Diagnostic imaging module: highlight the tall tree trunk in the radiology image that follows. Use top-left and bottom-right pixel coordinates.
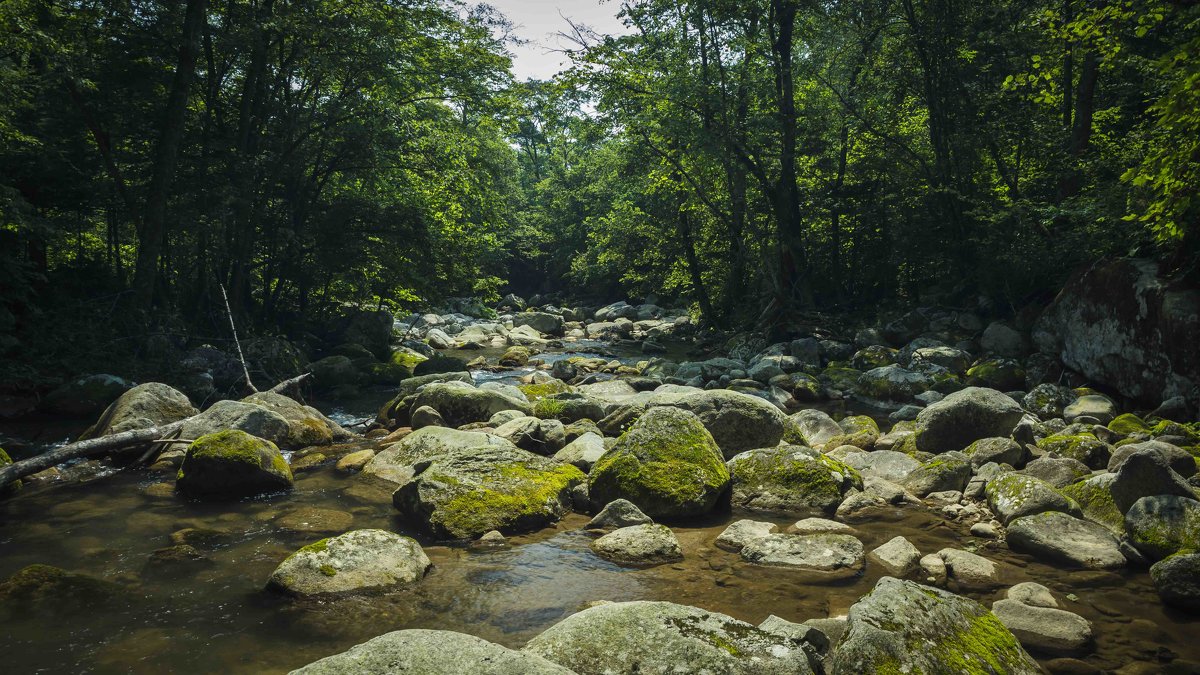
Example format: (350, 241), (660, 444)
(677, 208), (716, 323)
(1057, 51), (1099, 202)
(132, 0), (207, 313)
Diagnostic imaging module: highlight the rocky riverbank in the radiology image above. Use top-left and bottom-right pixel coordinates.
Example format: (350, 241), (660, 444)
(2, 263), (1199, 673)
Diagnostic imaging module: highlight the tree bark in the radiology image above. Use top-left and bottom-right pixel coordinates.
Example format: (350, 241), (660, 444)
(132, 0), (208, 313)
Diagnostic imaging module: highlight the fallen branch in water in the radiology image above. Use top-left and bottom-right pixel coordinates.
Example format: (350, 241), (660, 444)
(0, 371), (313, 493)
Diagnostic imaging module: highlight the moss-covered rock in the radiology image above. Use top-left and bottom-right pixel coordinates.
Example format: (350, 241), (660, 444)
(519, 379), (573, 401)
(1061, 473), (1124, 533)
(413, 354), (469, 377)
(524, 601), (814, 674)
(363, 426), (510, 484)
(830, 577), (1041, 675)
(1036, 432), (1112, 470)
(310, 355), (361, 390)
(1108, 413), (1152, 436)
(1124, 495), (1200, 561)
(985, 472), (1081, 525)
(825, 415), (881, 450)
(375, 372), (473, 426)
(589, 407), (730, 519)
(243, 391), (345, 449)
(0, 564), (127, 617)
(727, 446), (862, 514)
(392, 444), (585, 540)
(821, 365), (864, 393)
(0, 447), (20, 495)
(902, 452), (973, 497)
(42, 374), (133, 417)
(659, 390), (790, 459)
(851, 345), (898, 370)
(1023, 383), (1077, 420)
(290, 629), (572, 674)
(411, 381), (531, 427)
(267, 529), (430, 598)
(965, 358), (1026, 392)
(176, 430), (293, 500)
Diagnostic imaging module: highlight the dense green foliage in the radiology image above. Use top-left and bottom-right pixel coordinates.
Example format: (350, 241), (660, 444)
(1, 0), (1198, 377)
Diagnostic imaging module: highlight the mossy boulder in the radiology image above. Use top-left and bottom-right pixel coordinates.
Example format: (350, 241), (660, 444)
(727, 446), (862, 514)
(914, 387), (1025, 454)
(901, 452), (973, 497)
(363, 426), (511, 485)
(855, 365), (932, 402)
(79, 382), (199, 440)
(1108, 413), (1152, 436)
(0, 564), (127, 618)
(825, 415), (881, 450)
(179, 399), (291, 450)
(0, 447), (19, 495)
(392, 444), (585, 540)
(290, 629), (572, 675)
(1022, 383), (1077, 420)
(985, 473), (1081, 525)
(499, 346), (533, 367)
(243, 391), (346, 448)
(851, 345), (898, 370)
(411, 381), (531, 427)
(519, 379), (574, 401)
(531, 393), (604, 423)
(821, 365), (864, 392)
(375, 371), (473, 426)
(964, 437), (1026, 468)
(965, 358), (1026, 392)
(413, 354), (469, 377)
(523, 601), (814, 674)
(1061, 473), (1124, 533)
(176, 430), (293, 500)
(1036, 432), (1112, 470)
(1124, 495), (1200, 561)
(829, 577), (1041, 675)
(659, 390), (790, 458)
(589, 407), (731, 519)
(267, 529), (430, 598)
(1150, 552), (1200, 612)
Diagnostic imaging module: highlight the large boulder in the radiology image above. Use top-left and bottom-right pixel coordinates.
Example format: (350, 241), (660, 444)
(588, 407), (730, 519)
(991, 597), (1093, 655)
(42, 374), (133, 416)
(411, 381), (531, 427)
(375, 371), (473, 425)
(1150, 553), (1200, 612)
(727, 446), (862, 514)
(788, 409), (843, 448)
(363, 426), (509, 484)
(1033, 257), (1200, 406)
(289, 629), (571, 675)
(523, 601), (814, 674)
(1006, 511), (1126, 569)
(179, 399), (291, 449)
(590, 524), (683, 566)
(267, 529), (430, 597)
(513, 311), (564, 336)
(176, 430), (293, 500)
(392, 444), (585, 540)
(914, 387), (1025, 454)
(1124, 495), (1200, 560)
(660, 390), (789, 458)
(901, 452), (972, 497)
(80, 382), (198, 439)
(1109, 445), (1197, 515)
(243, 391), (346, 449)
(985, 473), (1080, 525)
(829, 577), (1041, 675)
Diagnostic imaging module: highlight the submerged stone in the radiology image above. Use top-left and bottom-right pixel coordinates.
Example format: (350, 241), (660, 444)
(268, 529), (430, 598)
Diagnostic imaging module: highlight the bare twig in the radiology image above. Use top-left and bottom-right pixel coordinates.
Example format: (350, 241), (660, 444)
(220, 282), (258, 393)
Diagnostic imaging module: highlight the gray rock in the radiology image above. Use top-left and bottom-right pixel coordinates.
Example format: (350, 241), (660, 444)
(981, 322), (1027, 358)
(1109, 440), (1197, 478)
(792, 517), (854, 534)
(267, 529), (430, 597)
(1063, 394), (1117, 425)
(243, 391), (349, 447)
(591, 524), (683, 565)
(513, 311), (564, 336)
(985, 473), (1081, 524)
(661, 389), (790, 458)
(1124, 495), (1200, 560)
(1022, 383), (1077, 420)
(740, 534), (865, 581)
(964, 437), (1026, 468)
(869, 536), (921, 577)
(842, 450), (921, 483)
(1110, 446), (1197, 515)
(829, 577), (1040, 675)
(289, 629), (571, 674)
(902, 451), (972, 497)
(584, 498), (653, 531)
(991, 598), (1093, 655)
(494, 416), (567, 455)
(81, 382), (199, 439)
(363, 426), (509, 485)
(938, 548), (1000, 590)
(715, 520), (778, 553)
(588, 407), (730, 519)
(1150, 552), (1200, 611)
(727, 446), (862, 514)
(856, 365), (931, 402)
(788, 409), (843, 449)
(910, 346), (970, 374)
(411, 381), (531, 427)
(919, 553), (947, 585)
(410, 405), (444, 430)
(915, 387), (1026, 454)
(1007, 511), (1126, 569)
(179, 399), (291, 449)
(552, 432), (607, 471)
(1021, 456), (1091, 488)
(523, 601), (814, 674)
(1006, 581), (1058, 608)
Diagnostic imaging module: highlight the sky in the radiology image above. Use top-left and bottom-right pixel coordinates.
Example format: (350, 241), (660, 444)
(486, 0), (629, 81)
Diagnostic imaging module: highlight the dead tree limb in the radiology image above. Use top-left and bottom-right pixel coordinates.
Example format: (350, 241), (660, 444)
(0, 421), (186, 490)
(220, 282), (257, 393)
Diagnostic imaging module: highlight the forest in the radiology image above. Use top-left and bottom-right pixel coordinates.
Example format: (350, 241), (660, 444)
(2, 1), (1200, 674)
(1, 0), (1197, 384)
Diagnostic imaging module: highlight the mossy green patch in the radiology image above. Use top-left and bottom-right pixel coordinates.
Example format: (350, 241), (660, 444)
(433, 462), (585, 539)
(533, 398), (568, 420)
(1108, 413), (1151, 436)
(520, 381), (572, 401)
(1062, 477), (1123, 532)
(729, 447), (862, 513)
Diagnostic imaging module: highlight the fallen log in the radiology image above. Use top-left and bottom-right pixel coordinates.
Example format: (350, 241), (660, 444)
(0, 371), (314, 493)
(0, 420), (185, 490)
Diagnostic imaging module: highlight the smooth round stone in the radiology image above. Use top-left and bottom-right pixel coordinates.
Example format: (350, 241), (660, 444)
(740, 533), (865, 581)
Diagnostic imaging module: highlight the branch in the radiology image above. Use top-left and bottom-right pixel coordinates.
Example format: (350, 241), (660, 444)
(220, 282), (257, 393)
